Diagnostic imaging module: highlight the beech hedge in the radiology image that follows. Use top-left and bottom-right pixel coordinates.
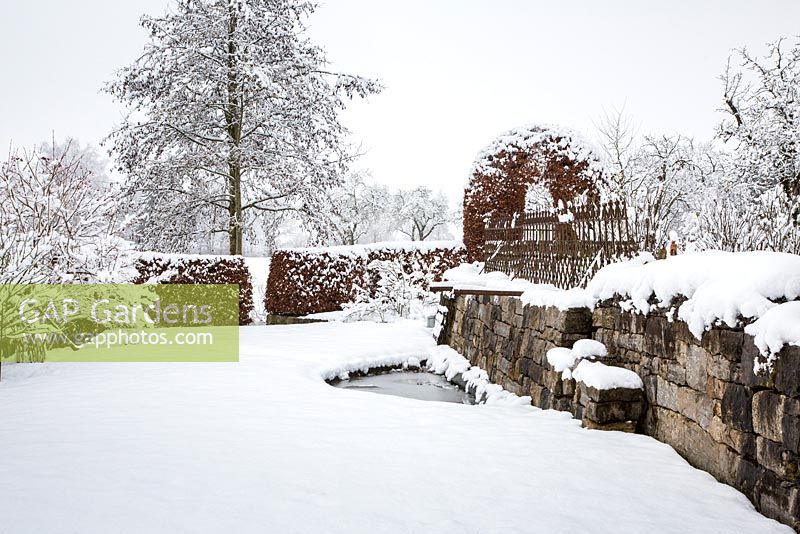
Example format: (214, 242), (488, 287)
(266, 242), (466, 316)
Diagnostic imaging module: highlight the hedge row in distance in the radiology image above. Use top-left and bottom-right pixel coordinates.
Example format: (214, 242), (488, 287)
(133, 253), (255, 325)
(266, 241), (467, 316)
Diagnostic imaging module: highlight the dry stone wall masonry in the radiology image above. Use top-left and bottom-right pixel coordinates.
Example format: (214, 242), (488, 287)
(438, 293), (800, 531)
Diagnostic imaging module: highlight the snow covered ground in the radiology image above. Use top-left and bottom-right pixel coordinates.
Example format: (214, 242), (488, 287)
(0, 322), (791, 533)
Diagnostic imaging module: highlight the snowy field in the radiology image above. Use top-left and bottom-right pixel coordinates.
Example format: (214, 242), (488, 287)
(0, 322), (791, 534)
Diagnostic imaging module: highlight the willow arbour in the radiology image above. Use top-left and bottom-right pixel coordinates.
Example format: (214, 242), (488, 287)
(106, 0), (380, 255)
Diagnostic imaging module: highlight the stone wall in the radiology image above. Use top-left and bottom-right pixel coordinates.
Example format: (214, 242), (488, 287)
(440, 293), (800, 531)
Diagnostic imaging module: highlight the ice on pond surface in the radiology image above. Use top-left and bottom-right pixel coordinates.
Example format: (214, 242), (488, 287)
(333, 371), (475, 405)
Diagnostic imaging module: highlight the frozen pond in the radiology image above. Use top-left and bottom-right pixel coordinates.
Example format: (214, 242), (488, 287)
(332, 371), (476, 405)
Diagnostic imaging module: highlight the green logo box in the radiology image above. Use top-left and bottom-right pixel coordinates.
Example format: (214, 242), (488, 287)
(0, 284), (239, 362)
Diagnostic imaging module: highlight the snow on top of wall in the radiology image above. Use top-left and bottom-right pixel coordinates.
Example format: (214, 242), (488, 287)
(520, 286), (594, 311)
(572, 339), (609, 359)
(468, 123), (605, 182)
(440, 262), (532, 292)
(586, 251), (800, 345)
(744, 301), (800, 373)
(547, 340), (609, 380)
(572, 360), (644, 390)
(283, 240), (464, 257)
(442, 262), (593, 310)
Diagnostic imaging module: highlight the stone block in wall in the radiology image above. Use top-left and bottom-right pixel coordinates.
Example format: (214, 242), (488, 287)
(742, 335), (772, 389)
(774, 345), (800, 398)
(753, 391), (787, 443)
(756, 436), (798, 481)
(684, 420), (727, 481)
(616, 332), (645, 353)
(557, 308), (593, 335)
(722, 383), (754, 433)
(677, 387), (714, 430)
(654, 407), (688, 457)
(580, 382), (644, 404)
(493, 321), (511, 339)
(686, 344), (709, 392)
(707, 354), (737, 382)
(592, 306), (618, 330)
(666, 361), (687, 386)
(718, 330), (744, 362)
(783, 397), (800, 455)
(622, 311), (647, 335)
(645, 316), (675, 357)
(582, 401), (644, 425)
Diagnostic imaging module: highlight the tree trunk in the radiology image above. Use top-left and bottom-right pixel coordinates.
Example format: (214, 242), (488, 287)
(228, 165), (243, 255)
(226, 6), (244, 256)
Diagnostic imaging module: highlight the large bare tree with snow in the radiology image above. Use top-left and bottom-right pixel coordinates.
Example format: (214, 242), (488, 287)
(392, 187), (454, 242)
(105, 0), (380, 255)
(713, 37), (800, 252)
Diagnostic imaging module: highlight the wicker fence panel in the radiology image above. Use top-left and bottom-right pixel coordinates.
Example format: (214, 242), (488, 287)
(483, 201), (638, 288)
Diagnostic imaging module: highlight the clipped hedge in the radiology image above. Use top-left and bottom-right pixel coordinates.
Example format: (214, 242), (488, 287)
(266, 242), (466, 316)
(133, 253), (255, 325)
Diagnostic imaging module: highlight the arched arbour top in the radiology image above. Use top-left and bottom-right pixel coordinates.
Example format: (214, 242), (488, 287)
(463, 124), (609, 261)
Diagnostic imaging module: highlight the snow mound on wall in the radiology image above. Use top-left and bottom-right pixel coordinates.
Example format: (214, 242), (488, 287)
(441, 262), (593, 310)
(744, 301), (800, 372)
(573, 360), (644, 390)
(521, 285), (593, 311)
(586, 251), (800, 345)
(546, 340), (609, 380)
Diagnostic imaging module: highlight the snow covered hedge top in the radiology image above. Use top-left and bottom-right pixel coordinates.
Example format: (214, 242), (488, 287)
(266, 242), (466, 316)
(283, 240), (463, 257)
(468, 124), (606, 180)
(133, 252), (255, 325)
(463, 124), (610, 262)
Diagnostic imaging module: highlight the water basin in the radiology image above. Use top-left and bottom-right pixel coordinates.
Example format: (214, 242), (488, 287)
(332, 370), (475, 404)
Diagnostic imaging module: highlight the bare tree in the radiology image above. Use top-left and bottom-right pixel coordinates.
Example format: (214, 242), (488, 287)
(393, 187), (454, 241)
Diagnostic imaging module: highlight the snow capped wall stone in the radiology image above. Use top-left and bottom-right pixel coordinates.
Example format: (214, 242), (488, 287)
(266, 241), (466, 316)
(463, 124), (609, 262)
(438, 292), (800, 530)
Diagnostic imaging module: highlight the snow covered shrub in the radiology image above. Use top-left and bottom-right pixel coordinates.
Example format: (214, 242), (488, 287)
(342, 258), (438, 322)
(463, 124), (610, 261)
(266, 242), (466, 316)
(133, 253), (255, 325)
(0, 143), (136, 285)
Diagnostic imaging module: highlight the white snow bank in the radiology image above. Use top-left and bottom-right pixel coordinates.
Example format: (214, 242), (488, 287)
(0, 322), (790, 534)
(442, 262), (592, 310)
(745, 301), (800, 369)
(426, 345), (531, 406)
(285, 240), (464, 257)
(586, 251), (800, 342)
(573, 360), (644, 390)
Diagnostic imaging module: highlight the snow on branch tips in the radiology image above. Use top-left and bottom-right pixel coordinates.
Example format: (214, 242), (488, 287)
(104, 0), (381, 255)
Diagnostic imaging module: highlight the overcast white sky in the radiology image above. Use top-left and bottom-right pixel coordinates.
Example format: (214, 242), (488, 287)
(2, 0), (799, 203)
